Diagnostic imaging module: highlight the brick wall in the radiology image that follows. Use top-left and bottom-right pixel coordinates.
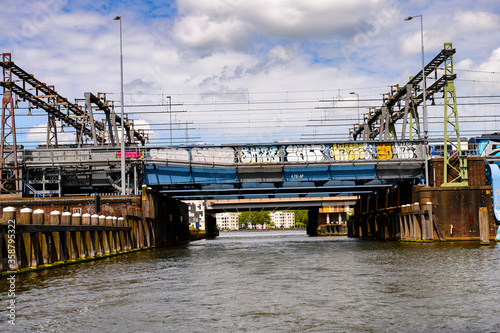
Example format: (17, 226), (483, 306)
(429, 156), (486, 187)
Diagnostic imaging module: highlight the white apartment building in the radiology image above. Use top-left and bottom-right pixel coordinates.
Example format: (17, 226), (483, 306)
(216, 212), (240, 230)
(269, 211), (295, 228)
(183, 200), (206, 230)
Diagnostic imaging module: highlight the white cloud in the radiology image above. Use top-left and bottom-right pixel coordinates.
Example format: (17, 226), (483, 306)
(25, 122), (76, 146)
(3, 0), (500, 145)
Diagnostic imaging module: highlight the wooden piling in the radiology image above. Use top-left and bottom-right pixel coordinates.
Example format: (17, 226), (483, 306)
(50, 211), (62, 262)
(72, 213), (84, 259)
(479, 207), (490, 245)
(421, 202), (433, 241)
(19, 208), (36, 268)
(34, 209), (48, 265)
(412, 202), (422, 241)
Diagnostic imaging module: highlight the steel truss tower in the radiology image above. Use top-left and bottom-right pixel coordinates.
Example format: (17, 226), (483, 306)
(442, 43), (467, 186)
(350, 42), (468, 187)
(0, 53), (21, 196)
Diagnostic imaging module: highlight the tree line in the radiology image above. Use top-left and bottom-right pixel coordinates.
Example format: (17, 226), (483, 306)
(238, 210), (308, 229)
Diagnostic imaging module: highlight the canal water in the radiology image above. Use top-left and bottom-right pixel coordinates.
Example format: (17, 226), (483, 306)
(2, 230), (500, 332)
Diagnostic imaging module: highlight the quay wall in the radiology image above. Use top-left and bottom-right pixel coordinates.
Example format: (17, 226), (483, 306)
(0, 186), (190, 275)
(350, 157), (496, 242)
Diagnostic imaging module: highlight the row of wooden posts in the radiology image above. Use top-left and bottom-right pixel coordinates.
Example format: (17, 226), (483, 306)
(348, 202), (491, 244)
(0, 205), (188, 273)
(349, 202), (437, 242)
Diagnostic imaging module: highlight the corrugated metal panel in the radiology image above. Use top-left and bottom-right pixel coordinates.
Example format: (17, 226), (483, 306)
(330, 165), (376, 180)
(145, 165), (192, 185)
(145, 164), (237, 185)
(191, 166), (237, 183)
(283, 166), (330, 182)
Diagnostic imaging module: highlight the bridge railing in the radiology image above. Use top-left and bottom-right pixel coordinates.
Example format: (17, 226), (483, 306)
(147, 140), (427, 166)
(21, 146), (147, 165)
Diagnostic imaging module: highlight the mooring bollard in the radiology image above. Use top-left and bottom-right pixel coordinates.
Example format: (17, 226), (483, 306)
(61, 212), (72, 225)
(99, 215), (106, 226)
(33, 209), (45, 225)
(72, 213), (82, 225)
(3, 206), (16, 224)
(50, 211), (61, 225)
(82, 213), (91, 225)
(20, 208), (32, 225)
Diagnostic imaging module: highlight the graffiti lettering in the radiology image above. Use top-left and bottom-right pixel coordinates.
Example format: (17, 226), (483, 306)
(149, 148), (190, 162)
(476, 139), (500, 157)
(286, 145), (327, 162)
(392, 142), (418, 159)
(149, 142), (423, 165)
(192, 147), (235, 164)
(330, 143), (373, 161)
(116, 150), (144, 159)
(237, 146), (281, 163)
(376, 143), (393, 159)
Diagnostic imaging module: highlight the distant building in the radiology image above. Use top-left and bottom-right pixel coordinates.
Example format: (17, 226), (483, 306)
(183, 200), (206, 230)
(319, 204), (354, 224)
(269, 211), (295, 228)
(216, 212), (240, 230)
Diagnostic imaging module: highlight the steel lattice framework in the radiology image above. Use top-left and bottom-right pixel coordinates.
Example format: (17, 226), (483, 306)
(350, 42), (467, 186)
(0, 54), (21, 196)
(0, 53), (147, 195)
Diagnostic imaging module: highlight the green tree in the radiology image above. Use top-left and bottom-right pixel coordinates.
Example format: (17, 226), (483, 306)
(238, 211), (271, 229)
(238, 211), (252, 229)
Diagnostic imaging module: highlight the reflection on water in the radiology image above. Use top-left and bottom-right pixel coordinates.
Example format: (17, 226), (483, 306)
(1, 230), (500, 332)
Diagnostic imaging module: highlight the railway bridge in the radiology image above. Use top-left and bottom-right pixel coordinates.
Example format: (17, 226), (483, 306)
(0, 43), (498, 246)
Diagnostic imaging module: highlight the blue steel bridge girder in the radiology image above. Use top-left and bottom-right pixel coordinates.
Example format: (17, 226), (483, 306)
(143, 141), (426, 199)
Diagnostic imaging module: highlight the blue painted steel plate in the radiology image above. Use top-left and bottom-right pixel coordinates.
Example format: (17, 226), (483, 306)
(486, 163), (500, 224)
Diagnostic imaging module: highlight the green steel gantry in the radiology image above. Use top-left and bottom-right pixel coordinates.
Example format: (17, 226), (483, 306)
(350, 42), (468, 187)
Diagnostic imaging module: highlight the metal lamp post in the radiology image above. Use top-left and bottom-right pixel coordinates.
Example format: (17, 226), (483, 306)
(114, 16), (126, 195)
(350, 92), (360, 123)
(405, 14), (429, 186)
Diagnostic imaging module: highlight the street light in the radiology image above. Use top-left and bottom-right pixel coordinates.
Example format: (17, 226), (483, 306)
(404, 15), (427, 140)
(350, 92), (360, 123)
(114, 15), (126, 195)
(405, 14), (429, 186)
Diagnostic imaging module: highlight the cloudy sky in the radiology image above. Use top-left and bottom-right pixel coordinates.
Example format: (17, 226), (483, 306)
(1, 0), (499, 147)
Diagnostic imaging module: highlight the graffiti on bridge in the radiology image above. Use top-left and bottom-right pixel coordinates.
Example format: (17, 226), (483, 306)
(148, 141), (424, 164)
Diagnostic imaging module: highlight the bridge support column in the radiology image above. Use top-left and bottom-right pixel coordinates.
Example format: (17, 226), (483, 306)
(307, 208), (319, 236)
(205, 214), (218, 238)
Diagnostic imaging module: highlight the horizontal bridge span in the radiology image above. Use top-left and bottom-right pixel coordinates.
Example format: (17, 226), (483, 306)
(206, 196), (358, 212)
(143, 140), (425, 198)
(145, 163), (423, 185)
